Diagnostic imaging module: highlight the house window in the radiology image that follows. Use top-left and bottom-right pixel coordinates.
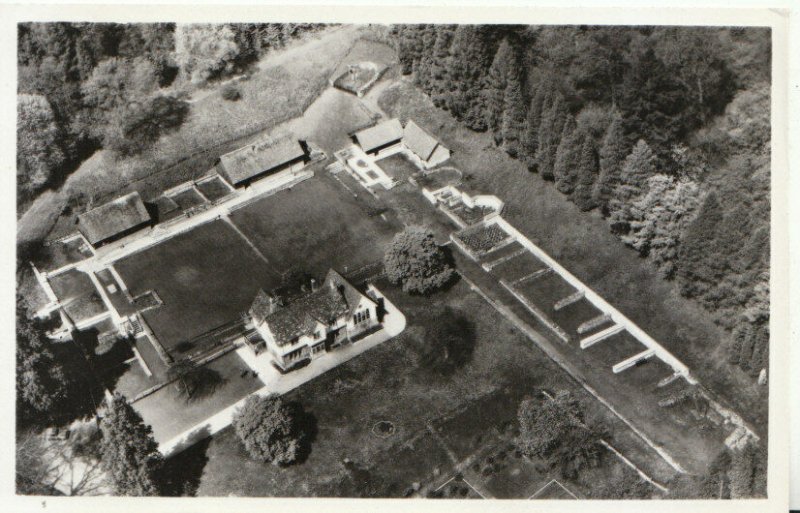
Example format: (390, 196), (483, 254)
(312, 343), (324, 354)
(353, 309), (371, 324)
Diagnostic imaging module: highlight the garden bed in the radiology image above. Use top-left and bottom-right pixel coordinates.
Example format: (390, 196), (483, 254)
(479, 240), (525, 264)
(514, 272), (579, 313)
(169, 187), (207, 212)
(582, 331), (647, 369)
(196, 176), (234, 202)
(454, 223), (512, 255)
(490, 252), (550, 282)
(412, 167), (462, 190)
(47, 268), (97, 301)
(550, 297), (605, 337)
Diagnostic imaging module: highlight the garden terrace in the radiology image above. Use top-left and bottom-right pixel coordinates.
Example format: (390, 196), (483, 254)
(114, 220), (282, 357)
(133, 351), (264, 445)
(150, 195), (182, 223)
(582, 331), (646, 369)
(47, 268), (97, 302)
(489, 252), (550, 283)
(196, 176), (234, 202)
(412, 167), (462, 190)
(228, 174), (402, 279)
(513, 271), (579, 314)
(550, 297), (605, 338)
(375, 153), (419, 181)
(33, 236), (93, 273)
(446, 202), (494, 227)
(453, 223), (512, 255)
(333, 62), (380, 95)
(62, 293), (107, 324)
(169, 187), (207, 212)
(611, 355), (676, 395)
(478, 240), (525, 264)
(94, 268), (137, 317)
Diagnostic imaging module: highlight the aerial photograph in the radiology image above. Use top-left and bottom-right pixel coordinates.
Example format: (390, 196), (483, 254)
(15, 21), (771, 500)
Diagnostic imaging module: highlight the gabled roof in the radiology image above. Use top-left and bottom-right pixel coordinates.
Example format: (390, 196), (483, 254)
(219, 136), (306, 185)
(354, 118), (403, 153)
(250, 269), (375, 347)
(77, 192), (151, 245)
(403, 120), (441, 161)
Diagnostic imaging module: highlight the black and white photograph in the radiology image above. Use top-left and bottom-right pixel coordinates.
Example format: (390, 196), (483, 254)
(4, 2), (795, 511)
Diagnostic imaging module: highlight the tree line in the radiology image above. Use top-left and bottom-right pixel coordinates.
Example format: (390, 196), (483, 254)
(391, 24), (770, 381)
(16, 22), (323, 203)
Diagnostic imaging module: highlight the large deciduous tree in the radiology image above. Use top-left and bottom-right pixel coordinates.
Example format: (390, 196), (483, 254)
(384, 226), (455, 295)
(100, 395), (162, 496)
(17, 94), (65, 197)
(232, 394), (309, 465)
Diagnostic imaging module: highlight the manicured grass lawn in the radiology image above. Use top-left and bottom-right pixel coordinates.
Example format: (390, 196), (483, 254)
(114, 220), (281, 355)
(378, 80), (766, 433)
(47, 268), (97, 301)
(479, 240), (524, 263)
(516, 272), (579, 312)
(193, 279), (672, 497)
(330, 38), (396, 80)
(170, 188), (206, 211)
(491, 252), (550, 282)
(229, 174), (402, 279)
(133, 351), (263, 445)
(196, 176), (233, 202)
(582, 331), (646, 369)
(551, 297), (604, 336)
(375, 153), (419, 181)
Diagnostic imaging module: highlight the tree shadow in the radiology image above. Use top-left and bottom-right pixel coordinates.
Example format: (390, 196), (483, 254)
(158, 425), (212, 497)
(182, 367), (227, 403)
(412, 306), (477, 380)
(282, 401), (318, 466)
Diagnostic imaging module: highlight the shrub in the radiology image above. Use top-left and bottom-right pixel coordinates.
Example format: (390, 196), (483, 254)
(221, 84), (241, 101)
(384, 225), (455, 294)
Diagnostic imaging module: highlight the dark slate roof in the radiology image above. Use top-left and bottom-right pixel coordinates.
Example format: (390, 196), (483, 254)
(354, 118), (403, 153)
(403, 119), (440, 161)
(219, 136), (306, 185)
(251, 269), (374, 347)
(77, 192), (151, 245)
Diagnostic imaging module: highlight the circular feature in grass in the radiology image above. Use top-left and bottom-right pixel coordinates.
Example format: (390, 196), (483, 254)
(372, 420), (396, 438)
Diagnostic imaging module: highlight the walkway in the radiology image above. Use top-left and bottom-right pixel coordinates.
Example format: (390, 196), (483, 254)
(159, 286), (406, 456)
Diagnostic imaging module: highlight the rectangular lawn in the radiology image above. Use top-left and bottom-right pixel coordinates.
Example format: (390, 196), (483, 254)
(133, 351), (264, 444)
(114, 220), (282, 356)
(229, 174), (402, 279)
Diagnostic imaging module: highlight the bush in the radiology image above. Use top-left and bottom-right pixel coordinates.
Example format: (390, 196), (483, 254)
(232, 394), (311, 465)
(221, 84), (241, 101)
(384, 225), (455, 294)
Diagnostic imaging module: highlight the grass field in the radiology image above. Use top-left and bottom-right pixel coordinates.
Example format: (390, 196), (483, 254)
(196, 176), (233, 202)
(228, 174), (402, 280)
(375, 153), (419, 181)
(550, 297), (605, 337)
(377, 80), (767, 433)
(114, 220), (282, 356)
(133, 350), (264, 444)
(192, 279), (672, 498)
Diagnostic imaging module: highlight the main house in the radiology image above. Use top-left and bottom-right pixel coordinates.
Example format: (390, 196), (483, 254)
(246, 269), (380, 371)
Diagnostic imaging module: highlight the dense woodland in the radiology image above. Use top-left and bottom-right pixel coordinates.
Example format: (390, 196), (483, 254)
(390, 25), (771, 382)
(16, 22), (322, 202)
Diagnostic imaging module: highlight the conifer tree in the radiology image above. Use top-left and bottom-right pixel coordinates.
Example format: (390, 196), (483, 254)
(536, 91), (567, 180)
(482, 38), (516, 139)
(520, 79), (551, 170)
(429, 25), (455, 108)
(100, 395), (162, 496)
(500, 67), (527, 157)
(412, 25), (437, 94)
(593, 110), (628, 215)
(553, 115), (581, 194)
(573, 137), (599, 211)
(445, 25), (495, 130)
(607, 139), (656, 233)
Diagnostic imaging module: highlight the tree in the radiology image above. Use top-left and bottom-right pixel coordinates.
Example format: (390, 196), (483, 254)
(676, 191), (725, 299)
(500, 67), (527, 157)
(17, 94), (65, 197)
(167, 358), (223, 400)
(593, 110), (628, 215)
(607, 139), (656, 234)
(103, 94), (190, 156)
(482, 38), (517, 138)
(729, 443), (767, 498)
(517, 391), (607, 479)
(444, 25), (496, 130)
(100, 395), (162, 496)
(572, 136), (599, 211)
(174, 23), (241, 84)
(384, 226), (455, 294)
(536, 91), (568, 180)
(428, 25), (456, 108)
(232, 394), (309, 465)
(520, 79), (552, 170)
(552, 115), (581, 194)
(16, 301), (69, 424)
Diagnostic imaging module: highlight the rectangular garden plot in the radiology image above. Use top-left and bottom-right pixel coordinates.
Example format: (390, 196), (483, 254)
(95, 268), (137, 317)
(196, 176), (234, 202)
(454, 223), (512, 256)
(611, 355), (676, 395)
(550, 297), (604, 337)
(62, 293), (107, 323)
(151, 195), (182, 223)
(490, 251), (549, 283)
(513, 271), (578, 314)
(478, 240), (524, 264)
(375, 153), (418, 181)
(35, 237), (93, 272)
(582, 330), (646, 370)
(48, 268), (97, 302)
(169, 187), (207, 212)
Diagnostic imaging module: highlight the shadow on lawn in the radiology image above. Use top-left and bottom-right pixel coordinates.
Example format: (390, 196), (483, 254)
(159, 425), (212, 496)
(284, 401), (319, 466)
